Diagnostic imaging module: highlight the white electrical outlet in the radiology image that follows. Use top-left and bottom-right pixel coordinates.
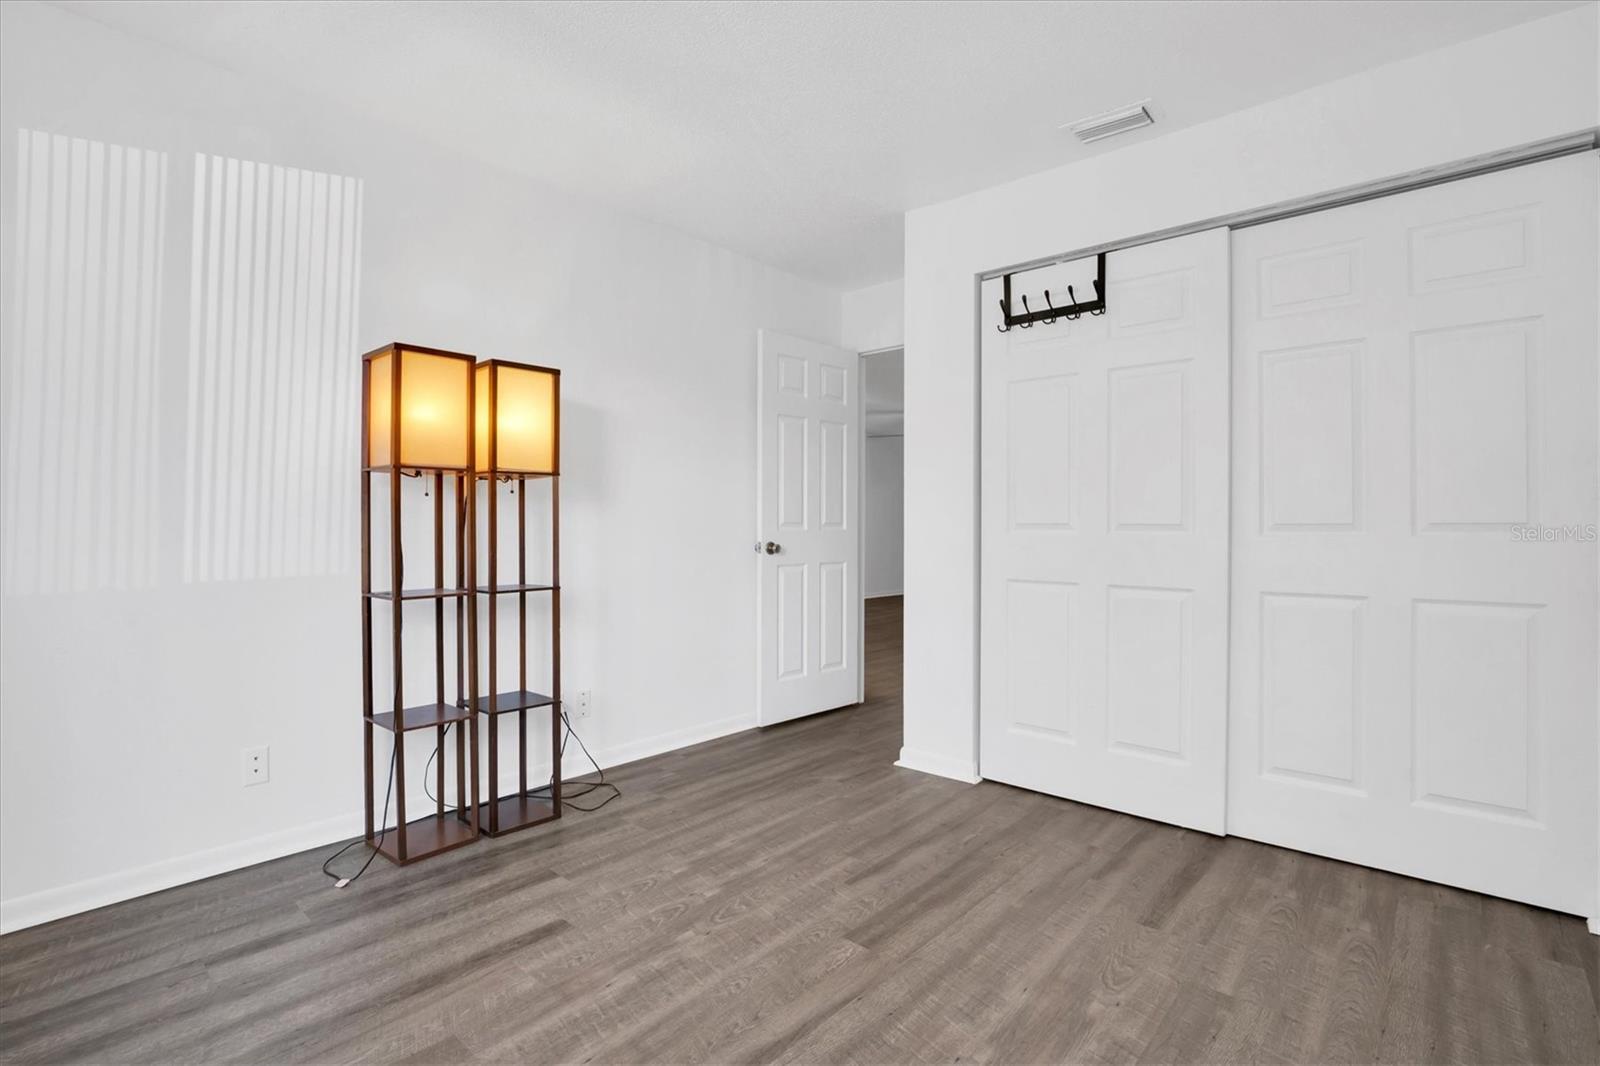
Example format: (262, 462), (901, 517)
(242, 745), (270, 787)
(571, 690), (592, 720)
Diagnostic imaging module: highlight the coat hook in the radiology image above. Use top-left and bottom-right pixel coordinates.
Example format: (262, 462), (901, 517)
(1042, 289), (1059, 324)
(1065, 285), (1082, 320)
(1018, 294), (1034, 327)
(996, 298), (1011, 333)
(1090, 278), (1106, 315)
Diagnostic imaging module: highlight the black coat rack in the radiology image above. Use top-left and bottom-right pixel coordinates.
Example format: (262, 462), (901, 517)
(997, 251), (1107, 332)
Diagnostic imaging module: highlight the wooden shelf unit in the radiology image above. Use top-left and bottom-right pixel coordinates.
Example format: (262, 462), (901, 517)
(360, 344), (482, 866)
(476, 359), (562, 837)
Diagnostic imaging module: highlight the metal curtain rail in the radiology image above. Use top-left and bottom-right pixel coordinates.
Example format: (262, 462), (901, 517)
(978, 127), (1600, 283)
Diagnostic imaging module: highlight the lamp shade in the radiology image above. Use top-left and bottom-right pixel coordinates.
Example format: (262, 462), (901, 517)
(475, 361), (558, 475)
(365, 345), (474, 470)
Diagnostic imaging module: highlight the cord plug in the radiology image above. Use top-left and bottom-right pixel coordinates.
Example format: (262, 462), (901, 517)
(335, 878), (351, 889)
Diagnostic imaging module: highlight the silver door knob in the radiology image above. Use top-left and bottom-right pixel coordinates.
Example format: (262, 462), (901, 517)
(763, 541), (781, 555)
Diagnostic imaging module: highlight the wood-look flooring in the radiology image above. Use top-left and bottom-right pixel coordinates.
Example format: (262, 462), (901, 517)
(2, 595), (1597, 1064)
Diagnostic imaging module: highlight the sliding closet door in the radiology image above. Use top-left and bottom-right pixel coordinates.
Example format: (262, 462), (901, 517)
(1229, 156), (1598, 915)
(979, 229), (1230, 833)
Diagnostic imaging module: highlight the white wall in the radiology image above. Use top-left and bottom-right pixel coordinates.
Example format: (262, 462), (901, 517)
(841, 278), (904, 353)
(864, 435), (904, 598)
(900, 5), (1600, 788)
(0, 0), (842, 930)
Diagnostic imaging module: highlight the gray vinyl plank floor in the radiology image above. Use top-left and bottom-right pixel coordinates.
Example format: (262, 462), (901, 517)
(2, 596), (1597, 1064)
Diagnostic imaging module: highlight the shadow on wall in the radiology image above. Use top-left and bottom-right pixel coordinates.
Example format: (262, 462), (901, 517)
(2, 130), (365, 595)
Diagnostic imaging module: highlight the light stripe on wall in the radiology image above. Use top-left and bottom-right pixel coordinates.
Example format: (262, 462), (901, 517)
(2, 130), (167, 596)
(182, 154), (363, 583)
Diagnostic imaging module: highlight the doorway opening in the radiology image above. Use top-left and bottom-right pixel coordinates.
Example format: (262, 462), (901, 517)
(861, 347), (903, 706)
(752, 332), (902, 732)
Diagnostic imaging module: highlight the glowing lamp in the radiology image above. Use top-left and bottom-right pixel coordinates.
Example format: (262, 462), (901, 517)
(475, 360), (559, 475)
(364, 344), (474, 470)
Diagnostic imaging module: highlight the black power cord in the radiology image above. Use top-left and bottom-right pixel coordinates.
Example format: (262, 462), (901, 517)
(423, 722), (458, 810)
(418, 702), (620, 812)
(420, 708), (618, 811)
(524, 708), (620, 812)
(322, 742), (396, 888)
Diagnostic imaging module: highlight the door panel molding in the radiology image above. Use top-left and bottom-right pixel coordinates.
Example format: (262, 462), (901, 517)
(979, 227), (1230, 834)
(1228, 154), (1597, 917)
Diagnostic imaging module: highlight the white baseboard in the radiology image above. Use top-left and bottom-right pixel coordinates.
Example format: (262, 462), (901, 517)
(0, 810), (363, 935)
(1589, 913), (1599, 936)
(865, 590), (904, 599)
(894, 746), (981, 784)
(0, 712), (759, 936)
(590, 712), (755, 771)
(491, 712), (756, 796)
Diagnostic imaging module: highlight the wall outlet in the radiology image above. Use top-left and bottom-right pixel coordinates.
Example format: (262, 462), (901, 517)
(241, 745), (270, 787)
(571, 690), (592, 720)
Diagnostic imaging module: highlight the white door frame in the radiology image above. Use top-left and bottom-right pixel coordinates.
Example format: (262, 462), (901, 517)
(969, 132), (1600, 929)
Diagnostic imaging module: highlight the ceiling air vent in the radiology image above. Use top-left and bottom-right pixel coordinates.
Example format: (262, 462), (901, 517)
(1064, 103), (1155, 144)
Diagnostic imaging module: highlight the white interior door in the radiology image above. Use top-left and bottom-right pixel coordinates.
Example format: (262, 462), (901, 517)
(1229, 156), (1598, 916)
(979, 229), (1231, 832)
(756, 330), (861, 726)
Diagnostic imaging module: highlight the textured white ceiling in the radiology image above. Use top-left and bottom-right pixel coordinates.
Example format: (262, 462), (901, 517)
(52, 0), (1582, 288)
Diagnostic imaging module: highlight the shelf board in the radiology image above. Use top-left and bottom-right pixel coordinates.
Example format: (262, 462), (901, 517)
(367, 701), (472, 732)
(476, 583), (555, 595)
(477, 794), (557, 837)
(473, 689), (555, 715)
(367, 587), (470, 601)
(371, 811), (477, 865)
(365, 464), (471, 475)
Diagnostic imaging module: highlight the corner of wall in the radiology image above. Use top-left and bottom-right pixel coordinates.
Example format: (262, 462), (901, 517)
(841, 278), (905, 353)
(894, 746), (981, 785)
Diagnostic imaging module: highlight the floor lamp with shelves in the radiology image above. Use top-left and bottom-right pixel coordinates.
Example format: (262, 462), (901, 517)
(360, 343), (481, 864)
(473, 359), (563, 836)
